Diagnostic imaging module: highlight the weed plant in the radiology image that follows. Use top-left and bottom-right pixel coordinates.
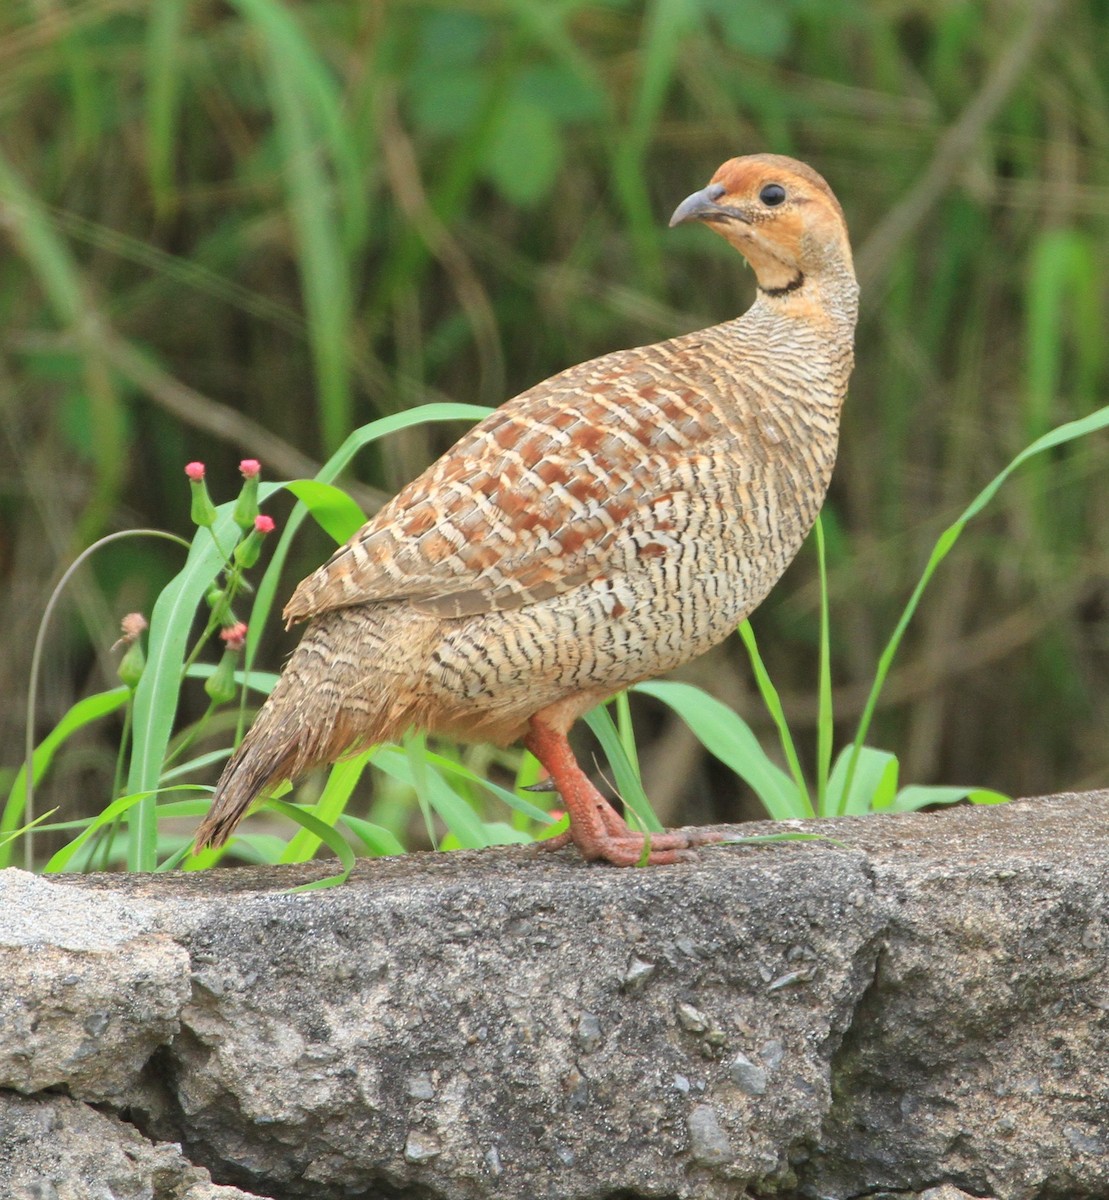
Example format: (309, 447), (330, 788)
(2, 0), (1108, 859)
(7, 396), (1107, 883)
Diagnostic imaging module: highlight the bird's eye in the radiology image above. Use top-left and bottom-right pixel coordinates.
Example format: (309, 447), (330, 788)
(759, 183), (787, 207)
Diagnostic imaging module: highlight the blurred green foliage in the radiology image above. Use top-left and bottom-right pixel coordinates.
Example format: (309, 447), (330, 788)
(2, 0), (1108, 846)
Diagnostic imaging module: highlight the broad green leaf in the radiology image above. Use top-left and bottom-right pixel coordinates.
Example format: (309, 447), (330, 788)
(891, 785), (1010, 813)
(634, 680), (802, 821)
(283, 480), (367, 544)
(341, 814), (406, 858)
(441, 821), (533, 850)
(827, 746), (899, 815)
(422, 750), (554, 824)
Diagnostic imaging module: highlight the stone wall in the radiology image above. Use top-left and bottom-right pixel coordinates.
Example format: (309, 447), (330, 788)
(3, 792), (1108, 1200)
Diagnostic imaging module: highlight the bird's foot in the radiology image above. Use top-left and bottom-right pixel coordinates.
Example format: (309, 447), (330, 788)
(535, 798), (723, 866)
(572, 825), (724, 867)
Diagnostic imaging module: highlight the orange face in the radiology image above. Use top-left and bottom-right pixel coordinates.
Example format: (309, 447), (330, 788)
(670, 153), (852, 295)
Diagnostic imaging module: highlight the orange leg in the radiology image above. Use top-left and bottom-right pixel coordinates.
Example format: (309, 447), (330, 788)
(524, 713), (722, 866)
(537, 787), (627, 852)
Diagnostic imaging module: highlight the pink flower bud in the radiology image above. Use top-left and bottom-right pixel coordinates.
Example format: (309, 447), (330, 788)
(120, 612), (148, 641)
(239, 459), (261, 478)
(112, 612), (149, 653)
(254, 514), (275, 534)
(219, 621), (249, 652)
(185, 462), (206, 481)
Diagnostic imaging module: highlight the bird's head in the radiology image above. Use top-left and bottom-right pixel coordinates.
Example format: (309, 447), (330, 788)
(669, 154), (853, 299)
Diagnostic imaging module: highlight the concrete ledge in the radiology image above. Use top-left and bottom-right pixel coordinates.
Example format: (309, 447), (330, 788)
(3, 792), (1108, 1199)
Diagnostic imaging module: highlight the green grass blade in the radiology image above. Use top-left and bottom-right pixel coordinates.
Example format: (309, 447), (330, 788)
(441, 821), (534, 850)
(280, 750), (375, 863)
(845, 403), (1109, 800)
(1024, 229), (1103, 436)
(184, 665), (279, 696)
(268, 58), (352, 453)
(44, 790), (153, 873)
(614, 690), (641, 777)
(1, 686), (130, 867)
(22, 527), (189, 870)
(0, 809), (59, 853)
(230, 0), (367, 452)
(230, 0), (369, 253)
(126, 485), (281, 868)
(0, 147), (128, 541)
(813, 517), (835, 815)
(737, 622), (814, 817)
(375, 744), (493, 849)
(159, 749), (231, 782)
(422, 750), (554, 824)
(144, 0), (189, 214)
(612, 0), (698, 283)
(0, 149), (84, 324)
(582, 702), (663, 832)
(265, 798), (356, 891)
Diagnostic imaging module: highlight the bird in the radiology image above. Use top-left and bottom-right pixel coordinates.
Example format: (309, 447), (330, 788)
(194, 153), (858, 867)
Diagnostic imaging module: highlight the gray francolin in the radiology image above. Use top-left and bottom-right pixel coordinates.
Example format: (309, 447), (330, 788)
(194, 153), (858, 866)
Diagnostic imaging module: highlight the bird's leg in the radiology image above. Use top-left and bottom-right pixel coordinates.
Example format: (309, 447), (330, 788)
(535, 784), (628, 852)
(524, 714), (721, 866)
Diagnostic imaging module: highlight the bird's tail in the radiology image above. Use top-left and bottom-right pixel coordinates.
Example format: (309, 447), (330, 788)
(193, 608), (406, 852)
(192, 719), (301, 851)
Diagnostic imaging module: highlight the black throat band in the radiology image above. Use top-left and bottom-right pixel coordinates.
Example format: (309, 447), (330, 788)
(759, 271), (805, 298)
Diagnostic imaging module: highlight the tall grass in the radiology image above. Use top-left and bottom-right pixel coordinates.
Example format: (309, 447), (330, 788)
(2, 0), (1107, 848)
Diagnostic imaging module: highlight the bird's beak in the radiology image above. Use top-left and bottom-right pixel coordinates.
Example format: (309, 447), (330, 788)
(668, 182), (733, 228)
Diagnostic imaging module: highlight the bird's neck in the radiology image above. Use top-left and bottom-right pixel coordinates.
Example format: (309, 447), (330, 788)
(751, 262), (859, 335)
(718, 266), (858, 415)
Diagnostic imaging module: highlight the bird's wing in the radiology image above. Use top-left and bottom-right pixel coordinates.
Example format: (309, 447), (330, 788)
(284, 339), (731, 625)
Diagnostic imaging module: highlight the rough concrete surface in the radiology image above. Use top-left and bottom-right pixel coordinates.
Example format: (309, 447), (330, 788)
(0, 1090), (265, 1200)
(3, 792), (1109, 1199)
